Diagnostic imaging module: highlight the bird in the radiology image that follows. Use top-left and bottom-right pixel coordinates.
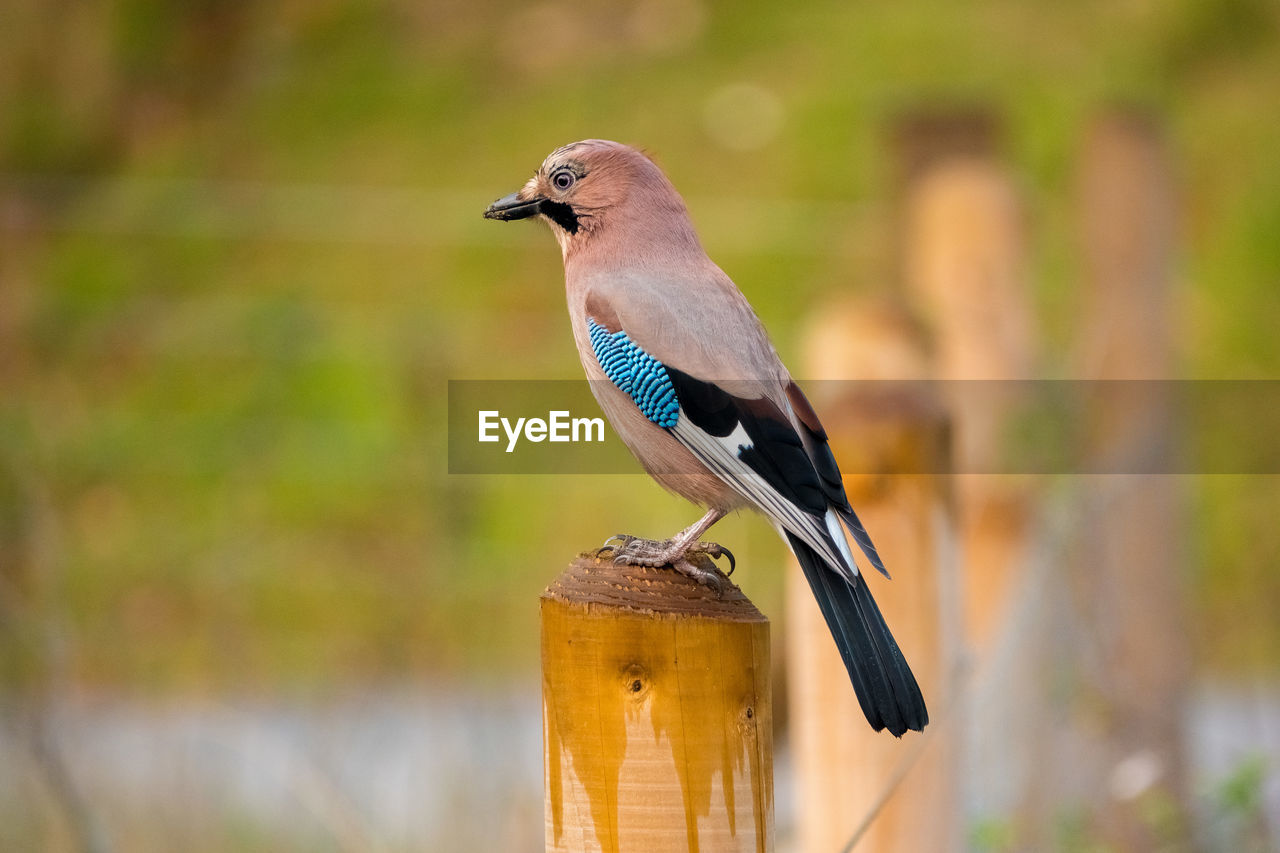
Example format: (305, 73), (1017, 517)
(484, 140), (927, 737)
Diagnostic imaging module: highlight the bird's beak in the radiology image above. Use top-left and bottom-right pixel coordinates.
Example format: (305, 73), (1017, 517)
(483, 192), (545, 221)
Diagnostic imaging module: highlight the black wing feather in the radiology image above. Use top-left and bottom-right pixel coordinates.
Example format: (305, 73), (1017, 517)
(666, 367), (827, 515)
(788, 383), (892, 579)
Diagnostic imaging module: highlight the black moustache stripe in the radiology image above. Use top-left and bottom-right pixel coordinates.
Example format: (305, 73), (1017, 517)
(539, 200), (580, 234)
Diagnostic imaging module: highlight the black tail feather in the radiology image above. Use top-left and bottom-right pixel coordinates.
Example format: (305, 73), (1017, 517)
(789, 532), (928, 736)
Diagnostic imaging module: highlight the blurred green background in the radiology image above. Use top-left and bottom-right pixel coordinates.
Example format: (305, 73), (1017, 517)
(2, 0), (1279, 849)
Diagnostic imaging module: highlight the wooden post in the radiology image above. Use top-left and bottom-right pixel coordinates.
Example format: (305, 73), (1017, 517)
(901, 153), (1035, 654)
(788, 300), (960, 853)
(898, 136), (1043, 843)
(542, 553), (773, 853)
(1074, 108), (1190, 847)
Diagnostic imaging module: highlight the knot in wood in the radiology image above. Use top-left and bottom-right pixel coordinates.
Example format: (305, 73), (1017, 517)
(621, 663), (650, 701)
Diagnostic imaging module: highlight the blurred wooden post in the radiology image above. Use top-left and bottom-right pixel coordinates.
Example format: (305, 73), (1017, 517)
(788, 301), (960, 852)
(898, 128), (1042, 840)
(900, 138), (1035, 655)
(1076, 108), (1190, 846)
(542, 554), (773, 853)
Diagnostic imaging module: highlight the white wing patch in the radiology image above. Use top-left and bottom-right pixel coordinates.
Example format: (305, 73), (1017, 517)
(715, 422), (752, 456)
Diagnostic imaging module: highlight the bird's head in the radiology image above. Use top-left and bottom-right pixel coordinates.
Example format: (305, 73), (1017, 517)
(484, 140), (694, 258)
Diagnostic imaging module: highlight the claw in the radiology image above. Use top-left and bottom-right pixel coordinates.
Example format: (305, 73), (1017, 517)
(673, 557), (726, 597)
(689, 543), (735, 576)
(716, 545), (736, 576)
(600, 533), (632, 550)
(597, 534), (637, 559)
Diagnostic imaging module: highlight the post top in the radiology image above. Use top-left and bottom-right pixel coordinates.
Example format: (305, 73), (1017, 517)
(543, 553), (767, 622)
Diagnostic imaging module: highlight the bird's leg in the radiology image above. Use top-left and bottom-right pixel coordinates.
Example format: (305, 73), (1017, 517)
(599, 508), (735, 593)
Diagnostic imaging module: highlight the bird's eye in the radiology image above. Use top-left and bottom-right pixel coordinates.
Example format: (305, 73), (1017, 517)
(552, 170), (576, 191)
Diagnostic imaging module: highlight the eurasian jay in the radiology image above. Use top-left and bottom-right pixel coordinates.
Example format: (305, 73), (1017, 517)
(484, 140), (927, 736)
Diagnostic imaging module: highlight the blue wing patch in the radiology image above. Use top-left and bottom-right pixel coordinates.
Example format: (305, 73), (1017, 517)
(587, 318), (680, 428)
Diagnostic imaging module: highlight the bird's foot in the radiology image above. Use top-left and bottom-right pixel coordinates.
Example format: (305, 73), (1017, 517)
(598, 534), (735, 595)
